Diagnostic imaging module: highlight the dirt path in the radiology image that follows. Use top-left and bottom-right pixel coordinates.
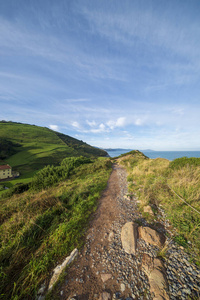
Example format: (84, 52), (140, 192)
(54, 163), (200, 300)
(55, 163), (148, 300)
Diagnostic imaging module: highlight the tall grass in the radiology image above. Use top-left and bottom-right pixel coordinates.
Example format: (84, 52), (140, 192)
(120, 155), (200, 265)
(0, 157), (112, 299)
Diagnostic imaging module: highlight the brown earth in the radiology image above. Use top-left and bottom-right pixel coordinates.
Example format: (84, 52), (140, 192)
(56, 163), (122, 299)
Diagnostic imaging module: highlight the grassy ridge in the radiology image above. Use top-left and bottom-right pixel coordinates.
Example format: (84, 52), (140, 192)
(119, 153), (200, 265)
(0, 121), (107, 189)
(0, 157), (112, 299)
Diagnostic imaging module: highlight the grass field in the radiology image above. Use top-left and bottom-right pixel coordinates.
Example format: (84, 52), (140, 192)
(119, 152), (200, 265)
(0, 157), (112, 299)
(0, 121), (107, 190)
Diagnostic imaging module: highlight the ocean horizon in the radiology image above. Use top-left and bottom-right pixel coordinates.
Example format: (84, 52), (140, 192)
(105, 149), (200, 160)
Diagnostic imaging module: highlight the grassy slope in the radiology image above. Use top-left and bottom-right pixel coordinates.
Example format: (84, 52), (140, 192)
(118, 152), (200, 265)
(0, 157), (112, 299)
(0, 122), (107, 188)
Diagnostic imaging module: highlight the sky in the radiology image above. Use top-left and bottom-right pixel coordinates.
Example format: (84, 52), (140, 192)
(0, 0), (200, 150)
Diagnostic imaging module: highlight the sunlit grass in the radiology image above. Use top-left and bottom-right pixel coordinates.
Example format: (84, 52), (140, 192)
(120, 154), (200, 265)
(0, 157), (112, 299)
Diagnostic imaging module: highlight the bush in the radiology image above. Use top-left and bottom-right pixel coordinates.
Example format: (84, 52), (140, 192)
(13, 183), (30, 194)
(31, 156), (92, 191)
(169, 157), (200, 170)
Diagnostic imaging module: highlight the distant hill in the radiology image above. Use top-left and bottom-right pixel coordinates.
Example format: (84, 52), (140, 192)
(0, 121), (107, 176)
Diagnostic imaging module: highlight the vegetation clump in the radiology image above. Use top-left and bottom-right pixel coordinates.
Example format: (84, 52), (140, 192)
(120, 154), (200, 265)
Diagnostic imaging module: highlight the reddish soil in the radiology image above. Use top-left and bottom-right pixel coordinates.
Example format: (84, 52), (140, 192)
(56, 163), (122, 299)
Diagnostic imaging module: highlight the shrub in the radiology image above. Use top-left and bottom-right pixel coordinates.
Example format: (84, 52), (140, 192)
(169, 157), (200, 170)
(31, 156), (92, 191)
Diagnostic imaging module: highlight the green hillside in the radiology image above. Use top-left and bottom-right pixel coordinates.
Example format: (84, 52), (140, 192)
(119, 152), (200, 265)
(0, 121), (107, 181)
(0, 156), (112, 299)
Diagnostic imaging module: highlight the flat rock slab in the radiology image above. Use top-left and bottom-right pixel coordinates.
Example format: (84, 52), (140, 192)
(138, 226), (165, 248)
(100, 273), (112, 282)
(48, 248), (78, 291)
(98, 292), (111, 300)
(142, 254), (169, 300)
(121, 222), (138, 254)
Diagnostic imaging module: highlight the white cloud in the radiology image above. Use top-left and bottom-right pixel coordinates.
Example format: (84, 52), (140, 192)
(86, 120), (97, 127)
(134, 118), (143, 126)
(49, 124), (59, 131)
(91, 123), (107, 133)
(106, 120), (115, 130)
(116, 117), (126, 127)
(72, 121), (81, 129)
(107, 117), (126, 129)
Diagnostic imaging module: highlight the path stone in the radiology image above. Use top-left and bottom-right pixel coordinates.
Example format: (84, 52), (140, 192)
(142, 254), (169, 300)
(101, 273), (112, 282)
(143, 205), (154, 216)
(99, 291), (111, 300)
(120, 282), (126, 292)
(48, 248), (78, 290)
(138, 226), (165, 248)
(108, 231), (114, 241)
(121, 222), (138, 254)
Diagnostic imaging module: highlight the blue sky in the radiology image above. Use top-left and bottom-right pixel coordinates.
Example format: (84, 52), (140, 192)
(1, 0), (200, 150)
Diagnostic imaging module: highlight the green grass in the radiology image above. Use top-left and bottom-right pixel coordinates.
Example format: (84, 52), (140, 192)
(119, 153), (200, 265)
(0, 157), (112, 299)
(0, 121), (107, 179)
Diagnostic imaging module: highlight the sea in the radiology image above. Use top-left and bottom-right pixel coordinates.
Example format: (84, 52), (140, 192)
(105, 149), (200, 161)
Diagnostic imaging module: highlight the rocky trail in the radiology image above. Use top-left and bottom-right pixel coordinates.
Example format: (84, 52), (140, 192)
(51, 163), (200, 300)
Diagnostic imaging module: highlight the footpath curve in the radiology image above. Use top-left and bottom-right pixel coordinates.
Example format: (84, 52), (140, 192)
(53, 163), (200, 300)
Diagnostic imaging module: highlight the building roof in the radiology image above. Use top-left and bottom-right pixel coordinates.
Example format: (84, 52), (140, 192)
(0, 165), (11, 170)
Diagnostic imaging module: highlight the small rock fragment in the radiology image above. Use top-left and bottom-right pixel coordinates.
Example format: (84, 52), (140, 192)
(143, 205), (154, 216)
(120, 283), (126, 292)
(101, 273), (112, 282)
(99, 291), (111, 300)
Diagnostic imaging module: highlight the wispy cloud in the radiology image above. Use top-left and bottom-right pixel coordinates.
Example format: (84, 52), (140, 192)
(107, 117), (126, 129)
(1, 1), (200, 150)
(86, 120), (97, 127)
(49, 124), (59, 131)
(90, 123), (107, 133)
(71, 121), (81, 129)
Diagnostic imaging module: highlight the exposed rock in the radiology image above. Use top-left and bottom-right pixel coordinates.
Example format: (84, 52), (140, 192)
(138, 226), (165, 248)
(55, 164), (200, 300)
(101, 273), (112, 282)
(142, 254), (169, 300)
(108, 231), (114, 241)
(37, 283), (46, 295)
(67, 296), (77, 300)
(120, 282), (126, 292)
(143, 205), (154, 216)
(124, 194), (130, 201)
(99, 291), (111, 300)
(121, 222), (138, 254)
(48, 248), (78, 291)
